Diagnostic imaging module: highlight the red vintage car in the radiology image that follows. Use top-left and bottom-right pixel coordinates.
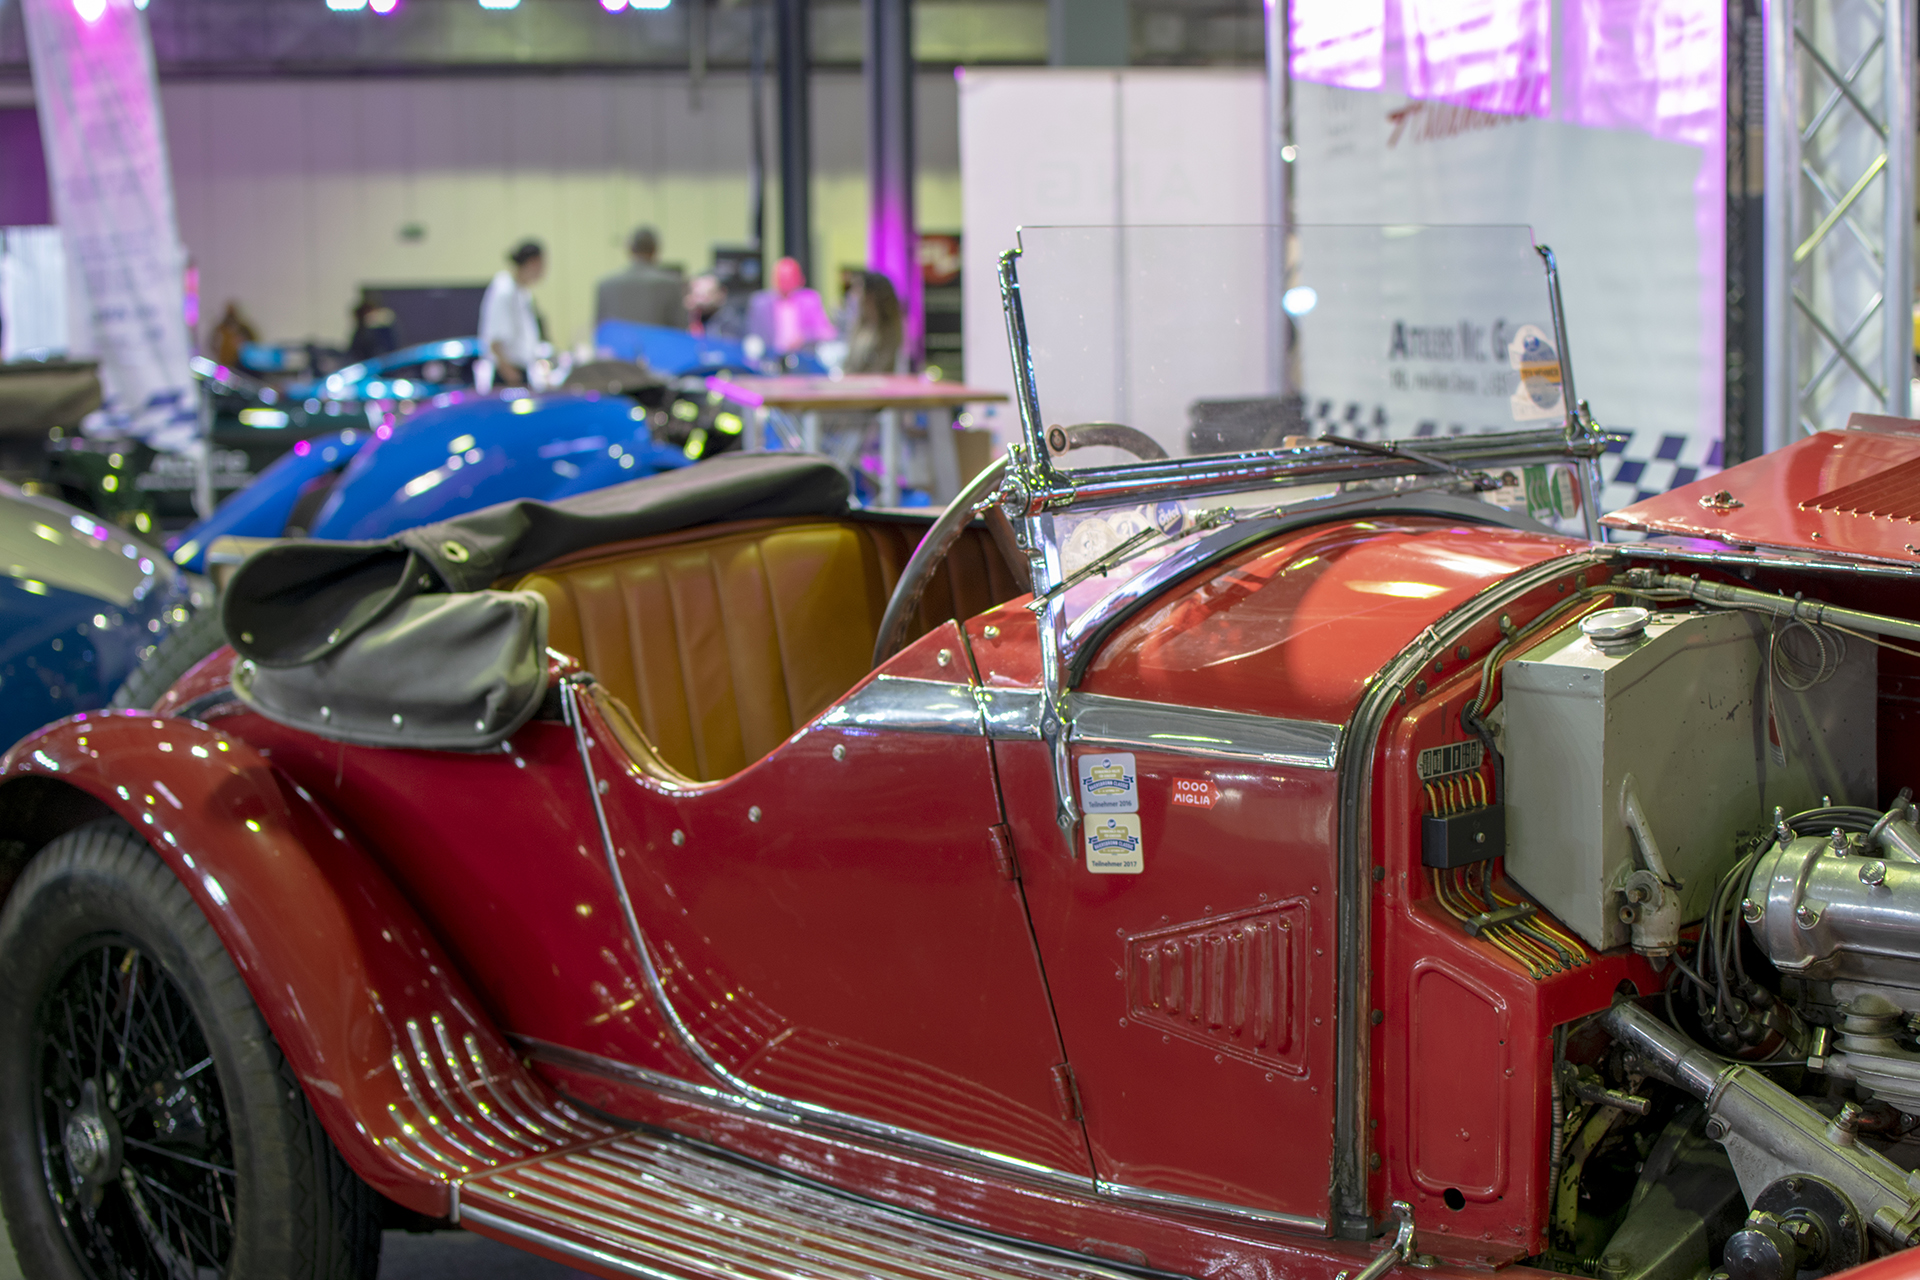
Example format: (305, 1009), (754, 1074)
(4, 225), (1920, 1280)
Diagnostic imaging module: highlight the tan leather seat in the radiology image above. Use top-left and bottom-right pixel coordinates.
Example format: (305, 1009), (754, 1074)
(508, 515), (1020, 782)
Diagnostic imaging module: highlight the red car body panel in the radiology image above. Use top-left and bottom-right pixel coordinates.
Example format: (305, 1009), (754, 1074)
(157, 626), (1091, 1177)
(964, 518), (1597, 1244)
(1602, 415), (1920, 563)
(1075, 519), (1587, 722)
(0, 711), (605, 1218)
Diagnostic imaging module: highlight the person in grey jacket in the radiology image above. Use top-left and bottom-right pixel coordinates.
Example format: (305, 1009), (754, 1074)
(594, 227), (688, 329)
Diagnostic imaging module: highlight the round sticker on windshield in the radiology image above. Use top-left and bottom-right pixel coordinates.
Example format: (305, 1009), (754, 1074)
(1507, 324), (1563, 421)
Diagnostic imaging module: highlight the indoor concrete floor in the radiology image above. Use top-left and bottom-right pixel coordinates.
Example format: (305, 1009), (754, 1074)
(0, 1216), (594, 1278)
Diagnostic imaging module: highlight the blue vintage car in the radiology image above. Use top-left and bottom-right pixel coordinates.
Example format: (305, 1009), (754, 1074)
(0, 481), (197, 749)
(118, 390), (693, 708)
(167, 391), (691, 574)
(285, 337), (481, 406)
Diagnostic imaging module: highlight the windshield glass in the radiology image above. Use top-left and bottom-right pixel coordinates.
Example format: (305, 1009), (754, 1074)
(1010, 224), (1588, 628)
(1015, 223), (1567, 464)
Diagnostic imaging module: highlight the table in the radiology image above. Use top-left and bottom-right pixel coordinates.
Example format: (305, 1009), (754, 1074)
(705, 374), (1010, 506)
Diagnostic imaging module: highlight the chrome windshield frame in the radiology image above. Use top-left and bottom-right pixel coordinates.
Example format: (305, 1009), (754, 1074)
(990, 230), (1614, 833)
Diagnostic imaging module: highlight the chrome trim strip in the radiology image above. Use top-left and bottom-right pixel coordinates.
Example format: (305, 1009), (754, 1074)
(385, 1101), (469, 1175)
(388, 1047), (487, 1167)
(518, 1036), (1325, 1236)
(817, 677), (1337, 771)
(507, 1161), (974, 1280)
(1014, 429), (1605, 517)
(463, 1033), (566, 1144)
(407, 1021), (526, 1159)
(517, 1035), (787, 1115)
(818, 675), (983, 736)
(1328, 550), (1605, 1236)
(557, 681), (1098, 1196)
(1608, 539), (1920, 580)
(460, 1207), (686, 1280)
(1094, 1180), (1327, 1233)
(428, 1018), (537, 1153)
(1069, 693), (1340, 772)
(975, 686), (1045, 740)
(463, 1129), (1166, 1280)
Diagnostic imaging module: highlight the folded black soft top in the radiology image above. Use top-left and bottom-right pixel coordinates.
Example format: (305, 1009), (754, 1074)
(219, 452), (851, 751)
(224, 451), (851, 670)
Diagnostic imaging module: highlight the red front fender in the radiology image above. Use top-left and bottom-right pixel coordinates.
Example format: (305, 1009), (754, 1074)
(0, 711), (603, 1217)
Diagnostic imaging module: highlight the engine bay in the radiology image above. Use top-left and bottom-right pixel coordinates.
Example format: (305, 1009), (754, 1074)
(1409, 566), (1920, 1280)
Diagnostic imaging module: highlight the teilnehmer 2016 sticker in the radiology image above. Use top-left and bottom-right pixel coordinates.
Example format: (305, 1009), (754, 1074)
(1084, 814), (1144, 874)
(1078, 752), (1138, 813)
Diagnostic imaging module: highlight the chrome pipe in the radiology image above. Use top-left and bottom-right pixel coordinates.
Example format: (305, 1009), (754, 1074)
(1624, 571), (1920, 644)
(1602, 1002), (1920, 1248)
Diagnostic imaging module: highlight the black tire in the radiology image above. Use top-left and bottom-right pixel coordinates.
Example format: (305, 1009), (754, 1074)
(0, 820), (381, 1280)
(110, 605), (228, 711)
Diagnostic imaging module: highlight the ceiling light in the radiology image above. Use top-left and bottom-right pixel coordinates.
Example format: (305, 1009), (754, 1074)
(629, 0), (672, 8)
(601, 0), (627, 9)
(327, 0), (368, 8)
(370, 0), (398, 10)
(478, 0), (519, 8)
(73, 0), (106, 19)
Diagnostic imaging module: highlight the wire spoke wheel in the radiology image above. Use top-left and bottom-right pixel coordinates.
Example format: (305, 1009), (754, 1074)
(36, 938), (235, 1280)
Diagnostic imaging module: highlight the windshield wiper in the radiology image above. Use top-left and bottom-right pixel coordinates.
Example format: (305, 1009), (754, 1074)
(1318, 433), (1499, 491)
(1026, 507), (1233, 613)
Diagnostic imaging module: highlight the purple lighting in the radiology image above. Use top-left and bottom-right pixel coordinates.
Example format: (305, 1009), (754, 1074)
(1291, 0), (1386, 90)
(1401, 0), (1551, 117)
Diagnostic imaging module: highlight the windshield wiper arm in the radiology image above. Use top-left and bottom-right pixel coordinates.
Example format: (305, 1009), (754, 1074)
(1026, 507), (1232, 613)
(1318, 433), (1498, 491)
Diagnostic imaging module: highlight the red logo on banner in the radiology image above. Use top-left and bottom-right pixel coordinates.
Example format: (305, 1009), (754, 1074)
(1172, 778), (1216, 808)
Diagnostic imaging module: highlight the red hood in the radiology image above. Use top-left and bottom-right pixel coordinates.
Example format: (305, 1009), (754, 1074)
(1603, 414), (1920, 566)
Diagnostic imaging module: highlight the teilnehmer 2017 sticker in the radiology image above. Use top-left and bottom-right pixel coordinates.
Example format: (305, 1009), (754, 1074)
(1084, 814), (1144, 874)
(1078, 752), (1138, 813)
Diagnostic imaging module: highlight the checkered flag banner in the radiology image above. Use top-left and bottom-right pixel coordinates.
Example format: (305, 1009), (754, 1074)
(1299, 396), (1721, 520)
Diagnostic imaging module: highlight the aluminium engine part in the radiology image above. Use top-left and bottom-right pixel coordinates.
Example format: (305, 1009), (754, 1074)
(1600, 1001), (1920, 1249)
(1504, 610), (1876, 952)
(1723, 1176), (1867, 1280)
(1746, 810), (1920, 1059)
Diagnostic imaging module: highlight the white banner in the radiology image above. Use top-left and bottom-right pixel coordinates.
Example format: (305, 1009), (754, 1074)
(21, 0), (198, 452)
(1290, 0), (1726, 513)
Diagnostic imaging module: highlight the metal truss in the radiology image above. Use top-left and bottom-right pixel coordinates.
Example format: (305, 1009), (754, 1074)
(1763, 0), (1913, 448)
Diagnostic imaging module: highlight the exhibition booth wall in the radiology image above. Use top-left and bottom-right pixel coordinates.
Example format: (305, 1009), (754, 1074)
(960, 4), (1727, 513)
(156, 68), (962, 352)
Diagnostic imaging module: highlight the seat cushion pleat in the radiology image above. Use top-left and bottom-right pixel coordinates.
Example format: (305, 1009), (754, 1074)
(712, 539), (794, 767)
(618, 558), (700, 779)
(762, 527), (886, 730)
(662, 547), (748, 780)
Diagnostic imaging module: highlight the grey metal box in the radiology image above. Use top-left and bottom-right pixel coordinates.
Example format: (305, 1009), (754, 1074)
(1503, 609), (1877, 951)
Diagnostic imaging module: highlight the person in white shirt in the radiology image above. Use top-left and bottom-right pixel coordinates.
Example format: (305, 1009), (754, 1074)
(478, 240), (545, 387)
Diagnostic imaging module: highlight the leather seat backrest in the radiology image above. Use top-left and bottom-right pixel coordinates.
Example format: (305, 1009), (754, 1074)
(509, 515), (1018, 783)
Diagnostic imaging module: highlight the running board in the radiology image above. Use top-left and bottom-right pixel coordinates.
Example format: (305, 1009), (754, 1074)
(458, 1129), (1149, 1280)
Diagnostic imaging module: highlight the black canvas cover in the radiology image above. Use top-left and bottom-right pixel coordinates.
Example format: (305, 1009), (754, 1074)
(223, 451), (850, 748)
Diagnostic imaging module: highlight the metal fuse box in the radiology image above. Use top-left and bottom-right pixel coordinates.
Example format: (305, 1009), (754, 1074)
(1503, 609), (1877, 952)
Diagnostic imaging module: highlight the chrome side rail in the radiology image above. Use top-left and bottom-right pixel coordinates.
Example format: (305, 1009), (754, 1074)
(821, 677), (1339, 771)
